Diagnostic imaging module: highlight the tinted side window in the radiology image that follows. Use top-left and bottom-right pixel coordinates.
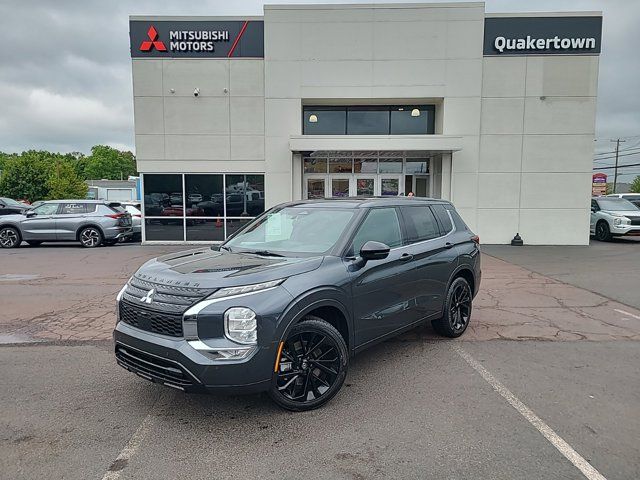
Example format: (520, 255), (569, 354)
(351, 208), (402, 253)
(431, 204), (453, 234)
(400, 206), (440, 243)
(33, 203), (59, 215)
(59, 203), (87, 214)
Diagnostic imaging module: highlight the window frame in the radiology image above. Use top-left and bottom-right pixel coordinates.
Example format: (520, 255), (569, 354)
(302, 105), (436, 135)
(141, 172), (266, 243)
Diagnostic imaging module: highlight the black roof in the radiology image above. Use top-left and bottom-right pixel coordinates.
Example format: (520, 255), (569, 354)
(281, 197), (451, 209)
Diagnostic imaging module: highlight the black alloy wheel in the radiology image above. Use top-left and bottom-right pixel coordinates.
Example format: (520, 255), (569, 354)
(0, 227), (21, 248)
(595, 221), (612, 242)
(270, 316), (348, 411)
(432, 277), (472, 338)
(79, 227), (103, 248)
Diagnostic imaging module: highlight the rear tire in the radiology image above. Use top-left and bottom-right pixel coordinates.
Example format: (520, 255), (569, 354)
(269, 316), (348, 411)
(79, 227), (103, 248)
(595, 221), (612, 242)
(0, 227), (21, 248)
(26, 241), (42, 247)
(432, 277), (473, 338)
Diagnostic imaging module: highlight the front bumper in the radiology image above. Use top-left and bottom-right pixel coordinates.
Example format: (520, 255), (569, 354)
(113, 321), (274, 394)
(611, 224), (640, 236)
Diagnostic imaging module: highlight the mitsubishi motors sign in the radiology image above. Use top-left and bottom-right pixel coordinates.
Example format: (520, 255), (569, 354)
(130, 19), (264, 58)
(484, 16), (602, 56)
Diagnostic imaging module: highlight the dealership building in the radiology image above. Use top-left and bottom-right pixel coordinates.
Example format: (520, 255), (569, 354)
(129, 2), (602, 245)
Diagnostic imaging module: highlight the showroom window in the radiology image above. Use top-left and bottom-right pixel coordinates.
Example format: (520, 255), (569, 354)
(303, 105), (435, 135)
(142, 173), (265, 242)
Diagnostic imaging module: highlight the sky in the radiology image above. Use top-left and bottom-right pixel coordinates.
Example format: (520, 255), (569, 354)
(0, 0), (638, 181)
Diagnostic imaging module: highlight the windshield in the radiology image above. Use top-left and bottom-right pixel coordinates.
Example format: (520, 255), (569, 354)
(1, 197), (24, 207)
(597, 198), (639, 212)
(225, 206), (356, 256)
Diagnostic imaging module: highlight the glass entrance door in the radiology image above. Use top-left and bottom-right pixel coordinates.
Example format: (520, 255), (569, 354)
(330, 176), (351, 198)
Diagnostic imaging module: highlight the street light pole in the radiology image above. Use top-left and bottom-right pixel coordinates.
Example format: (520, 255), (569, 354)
(610, 138), (626, 193)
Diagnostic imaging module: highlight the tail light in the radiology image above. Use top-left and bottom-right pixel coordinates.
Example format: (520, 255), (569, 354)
(133, 214), (142, 218)
(104, 213), (125, 219)
(471, 235), (480, 244)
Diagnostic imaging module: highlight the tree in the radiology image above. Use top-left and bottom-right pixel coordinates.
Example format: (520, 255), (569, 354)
(630, 176), (640, 194)
(0, 151), (52, 202)
(83, 145), (137, 180)
(47, 160), (88, 199)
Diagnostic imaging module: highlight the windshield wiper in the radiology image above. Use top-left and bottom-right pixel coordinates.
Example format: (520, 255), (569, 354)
(245, 250), (285, 257)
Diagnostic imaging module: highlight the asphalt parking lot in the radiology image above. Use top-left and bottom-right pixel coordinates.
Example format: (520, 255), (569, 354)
(1, 241), (639, 479)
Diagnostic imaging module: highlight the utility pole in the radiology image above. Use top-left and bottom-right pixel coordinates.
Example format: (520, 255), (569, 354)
(610, 138), (626, 193)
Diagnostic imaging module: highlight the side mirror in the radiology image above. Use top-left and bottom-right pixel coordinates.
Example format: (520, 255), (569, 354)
(26, 211), (37, 218)
(591, 207), (596, 213)
(360, 241), (390, 261)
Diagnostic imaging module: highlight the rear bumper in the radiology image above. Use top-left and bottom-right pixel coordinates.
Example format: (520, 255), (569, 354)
(104, 226), (133, 240)
(113, 321), (273, 394)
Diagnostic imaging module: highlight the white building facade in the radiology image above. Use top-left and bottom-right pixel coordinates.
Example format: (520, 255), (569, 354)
(130, 2), (602, 244)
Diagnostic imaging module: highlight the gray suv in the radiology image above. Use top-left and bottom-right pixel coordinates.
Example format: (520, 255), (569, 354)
(114, 198), (481, 411)
(0, 200), (132, 248)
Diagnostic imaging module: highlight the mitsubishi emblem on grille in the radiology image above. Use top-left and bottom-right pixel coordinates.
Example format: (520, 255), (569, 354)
(140, 288), (156, 304)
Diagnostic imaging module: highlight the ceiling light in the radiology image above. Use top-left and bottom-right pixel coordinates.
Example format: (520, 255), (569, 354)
(411, 108), (420, 117)
(309, 114), (318, 123)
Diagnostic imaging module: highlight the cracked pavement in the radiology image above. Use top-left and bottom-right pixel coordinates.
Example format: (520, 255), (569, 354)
(1, 243), (638, 344)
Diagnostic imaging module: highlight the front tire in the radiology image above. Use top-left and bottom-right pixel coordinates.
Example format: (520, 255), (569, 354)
(0, 227), (21, 248)
(595, 221), (612, 242)
(432, 277), (473, 338)
(79, 227), (103, 248)
(270, 316), (348, 411)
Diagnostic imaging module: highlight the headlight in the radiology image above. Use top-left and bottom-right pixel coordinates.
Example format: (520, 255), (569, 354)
(210, 279), (284, 299)
(613, 217), (623, 226)
(224, 307), (257, 344)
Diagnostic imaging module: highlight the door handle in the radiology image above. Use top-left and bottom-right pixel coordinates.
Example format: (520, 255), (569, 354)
(445, 242), (454, 249)
(399, 253), (414, 262)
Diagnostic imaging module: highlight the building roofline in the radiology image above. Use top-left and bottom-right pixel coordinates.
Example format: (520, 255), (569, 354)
(486, 11), (602, 18)
(264, 2), (484, 10)
(129, 15), (264, 21)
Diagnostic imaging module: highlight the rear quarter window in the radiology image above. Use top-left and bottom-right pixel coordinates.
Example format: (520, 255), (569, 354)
(444, 205), (470, 231)
(430, 204), (453, 234)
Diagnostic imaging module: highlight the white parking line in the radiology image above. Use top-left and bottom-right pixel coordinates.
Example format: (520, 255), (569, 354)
(101, 392), (165, 480)
(614, 308), (640, 320)
(453, 344), (607, 480)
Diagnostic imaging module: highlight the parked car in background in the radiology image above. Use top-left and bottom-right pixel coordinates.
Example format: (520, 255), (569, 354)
(0, 200), (132, 248)
(113, 197), (480, 411)
(120, 202), (142, 241)
(590, 197), (640, 241)
(607, 193), (640, 208)
(0, 197), (30, 216)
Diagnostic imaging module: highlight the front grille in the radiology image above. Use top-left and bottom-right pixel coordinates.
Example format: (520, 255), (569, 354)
(119, 300), (183, 337)
(630, 218), (640, 226)
(115, 345), (196, 387)
(121, 276), (216, 315)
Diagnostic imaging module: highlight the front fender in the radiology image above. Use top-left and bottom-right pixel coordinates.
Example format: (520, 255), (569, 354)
(276, 285), (353, 353)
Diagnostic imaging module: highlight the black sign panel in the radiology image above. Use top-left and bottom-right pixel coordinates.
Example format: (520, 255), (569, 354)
(130, 20), (264, 58)
(484, 17), (602, 56)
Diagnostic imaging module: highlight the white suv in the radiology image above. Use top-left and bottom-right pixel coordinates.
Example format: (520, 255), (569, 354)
(590, 197), (640, 241)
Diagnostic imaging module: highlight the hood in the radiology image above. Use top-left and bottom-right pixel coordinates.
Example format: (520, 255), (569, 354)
(603, 210), (640, 217)
(134, 247), (324, 288)
(0, 213), (27, 222)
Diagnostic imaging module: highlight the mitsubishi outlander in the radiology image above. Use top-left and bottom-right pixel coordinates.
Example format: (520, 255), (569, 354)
(113, 198), (481, 411)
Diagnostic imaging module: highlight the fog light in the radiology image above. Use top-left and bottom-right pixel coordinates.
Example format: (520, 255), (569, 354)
(224, 307), (257, 344)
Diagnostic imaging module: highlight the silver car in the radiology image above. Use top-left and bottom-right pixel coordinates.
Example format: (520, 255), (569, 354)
(590, 197), (640, 241)
(0, 200), (132, 248)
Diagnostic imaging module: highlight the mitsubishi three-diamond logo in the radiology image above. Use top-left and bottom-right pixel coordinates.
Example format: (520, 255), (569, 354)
(139, 26), (166, 52)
